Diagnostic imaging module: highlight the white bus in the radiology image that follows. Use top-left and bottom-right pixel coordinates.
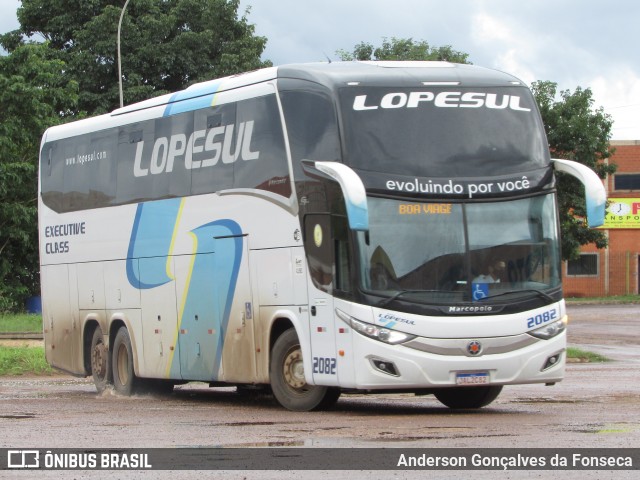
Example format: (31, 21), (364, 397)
(39, 61), (605, 411)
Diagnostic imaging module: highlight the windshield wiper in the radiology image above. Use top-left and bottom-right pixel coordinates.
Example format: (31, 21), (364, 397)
(477, 289), (554, 303)
(377, 289), (447, 308)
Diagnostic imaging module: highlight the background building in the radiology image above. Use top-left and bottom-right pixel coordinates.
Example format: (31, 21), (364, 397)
(563, 141), (640, 297)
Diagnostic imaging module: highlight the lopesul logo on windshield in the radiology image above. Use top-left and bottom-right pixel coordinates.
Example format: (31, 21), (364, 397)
(353, 91), (531, 112)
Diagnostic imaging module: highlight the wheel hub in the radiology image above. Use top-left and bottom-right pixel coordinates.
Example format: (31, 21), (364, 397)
(91, 342), (107, 377)
(283, 348), (306, 390)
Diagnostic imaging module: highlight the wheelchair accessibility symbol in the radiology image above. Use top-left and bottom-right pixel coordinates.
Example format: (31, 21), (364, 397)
(472, 283), (489, 301)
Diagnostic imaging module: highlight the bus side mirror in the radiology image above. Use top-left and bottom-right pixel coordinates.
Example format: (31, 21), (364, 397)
(303, 161), (369, 231)
(552, 158), (606, 228)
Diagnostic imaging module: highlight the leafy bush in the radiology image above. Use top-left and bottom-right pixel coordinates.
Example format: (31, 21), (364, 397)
(0, 345), (53, 375)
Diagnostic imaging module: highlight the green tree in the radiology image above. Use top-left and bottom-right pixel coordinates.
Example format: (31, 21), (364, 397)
(336, 37), (470, 63)
(531, 81), (616, 260)
(0, 0), (270, 312)
(0, 43), (78, 312)
(2, 0), (271, 114)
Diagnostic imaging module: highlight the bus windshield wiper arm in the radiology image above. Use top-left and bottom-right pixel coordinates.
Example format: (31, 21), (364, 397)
(377, 289), (445, 308)
(477, 289), (554, 302)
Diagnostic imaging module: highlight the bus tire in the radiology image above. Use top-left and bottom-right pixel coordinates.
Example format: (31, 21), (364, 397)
(270, 328), (341, 411)
(90, 326), (111, 393)
(112, 327), (138, 396)
(434, 385), (503, 409)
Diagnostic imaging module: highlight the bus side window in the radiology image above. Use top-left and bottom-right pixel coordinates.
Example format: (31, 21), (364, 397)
(40, 144), (64, 212)
(191, 103), (236, 195)
(304, 214), (334, 293)
(234, 94), (289, 196)
(279, 88), (341, 181)
(333, 215), (351, 294)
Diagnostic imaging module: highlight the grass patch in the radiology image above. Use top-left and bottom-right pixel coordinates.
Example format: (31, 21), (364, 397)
(0, 314), (43, 333)
(596, 423), (633, 434)
(0, 345), (53, 375)
(566, 347), (610, 363)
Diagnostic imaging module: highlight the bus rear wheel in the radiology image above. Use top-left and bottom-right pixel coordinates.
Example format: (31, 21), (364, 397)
(90, 326), (111, 392)
(434, 385), (503, 409)
(270, 328), (340, 411)
(112, 327), (139, 396)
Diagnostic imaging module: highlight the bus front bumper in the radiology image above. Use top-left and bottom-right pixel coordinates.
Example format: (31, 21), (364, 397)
(346, 330), (566, 390)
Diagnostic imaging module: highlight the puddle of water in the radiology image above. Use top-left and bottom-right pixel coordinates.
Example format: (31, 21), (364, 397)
(177, 441), (307, 448)
(221, 421), (278, 427)
(510, 397), (584, 404)
(0, 413), (36, 419)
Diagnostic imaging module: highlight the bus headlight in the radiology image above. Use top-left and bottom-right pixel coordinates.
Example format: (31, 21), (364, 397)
(336, 309), (416, 345)
(529, 317), (567, 340)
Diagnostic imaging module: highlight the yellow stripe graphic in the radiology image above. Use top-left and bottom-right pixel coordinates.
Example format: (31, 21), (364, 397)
(165, 198), (186, 280)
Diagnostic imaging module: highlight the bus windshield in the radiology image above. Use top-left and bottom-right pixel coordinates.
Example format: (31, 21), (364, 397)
(339, 86), (549, 177)
(357, 195), (561, 305)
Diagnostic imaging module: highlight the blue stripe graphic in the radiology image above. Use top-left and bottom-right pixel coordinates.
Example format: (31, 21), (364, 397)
(163, 81), (222, 117)
(126, 199), (182, 289)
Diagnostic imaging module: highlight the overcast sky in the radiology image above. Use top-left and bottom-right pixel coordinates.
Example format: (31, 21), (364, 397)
(2, 0), (639, 140)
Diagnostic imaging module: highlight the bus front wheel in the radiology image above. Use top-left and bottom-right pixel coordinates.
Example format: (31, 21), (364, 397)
(112, 327), (139, 396)
(270, 328), (340, 411)
(90, 326), (111, 392)
(434, 385), (503, 409)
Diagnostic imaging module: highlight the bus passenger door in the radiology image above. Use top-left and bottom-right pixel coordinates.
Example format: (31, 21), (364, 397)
(220, 239), (256, 383)
(304, 214), (338, 386)
(174, 233), (251, 382)
(139, 256), (180, 380)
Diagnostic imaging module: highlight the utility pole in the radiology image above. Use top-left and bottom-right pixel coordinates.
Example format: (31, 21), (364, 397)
(117, 0), (131, 108)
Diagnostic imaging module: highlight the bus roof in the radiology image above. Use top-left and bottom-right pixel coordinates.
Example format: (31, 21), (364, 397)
(110, 62), (524, 116)
(42, 62), (525, 142)
(276, 61), (524, 89)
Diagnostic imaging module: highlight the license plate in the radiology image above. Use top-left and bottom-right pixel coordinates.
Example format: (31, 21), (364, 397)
(456, 372), (489, 385)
